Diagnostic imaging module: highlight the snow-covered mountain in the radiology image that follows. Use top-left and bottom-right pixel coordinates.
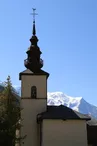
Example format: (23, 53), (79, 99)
(47, 92), (82, 111)
(1, 84), (97, 119)
(14, 87), (97, 119)
(47, 92), (97, 119)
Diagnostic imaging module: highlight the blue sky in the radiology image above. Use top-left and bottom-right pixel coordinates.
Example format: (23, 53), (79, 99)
(0, 0), (97, 105)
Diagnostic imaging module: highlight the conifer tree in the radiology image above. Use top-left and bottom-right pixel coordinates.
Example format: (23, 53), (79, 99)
(0, 76), (21, 146)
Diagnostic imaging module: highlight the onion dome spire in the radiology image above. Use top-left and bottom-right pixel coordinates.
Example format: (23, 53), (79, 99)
(24, 8), (43, 73)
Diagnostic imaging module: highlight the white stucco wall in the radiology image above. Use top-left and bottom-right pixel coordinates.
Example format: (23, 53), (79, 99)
(21, 99), (47, 146)
(21, 75), (47, 98)
(42, 119), (88, 146)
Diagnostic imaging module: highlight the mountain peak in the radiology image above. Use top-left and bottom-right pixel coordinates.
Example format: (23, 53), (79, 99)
(47, 92), (82, 110)
(0, 83), (97, 119)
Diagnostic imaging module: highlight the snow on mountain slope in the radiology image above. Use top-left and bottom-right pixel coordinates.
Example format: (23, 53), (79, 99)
(15, 89), (82, 112)
(0, 81), (5, 87)
(47, 92), (97, 118)
(13, 86), (21, 95)
(78, 98), (97, 118)
(1, 84), (97, 119)
(47, 92), (82, 111)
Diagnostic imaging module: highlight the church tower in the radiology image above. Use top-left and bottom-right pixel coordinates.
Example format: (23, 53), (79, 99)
(19, 9), (49, 146)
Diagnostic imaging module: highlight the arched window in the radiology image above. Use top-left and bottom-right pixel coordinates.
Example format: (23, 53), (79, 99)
(31, 86), (37, 98)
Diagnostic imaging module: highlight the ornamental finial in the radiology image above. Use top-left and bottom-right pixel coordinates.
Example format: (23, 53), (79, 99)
(30, 8), (38, 35)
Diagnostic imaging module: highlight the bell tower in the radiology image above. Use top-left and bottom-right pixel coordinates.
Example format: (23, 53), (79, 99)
(24, 8), (43, 73)
(19, 8), (49, 146)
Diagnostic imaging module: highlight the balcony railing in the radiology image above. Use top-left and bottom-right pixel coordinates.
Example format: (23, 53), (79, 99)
(40, 58), (44, 66)
(24, 58), (44, 67)
(24, 59), (28, 65)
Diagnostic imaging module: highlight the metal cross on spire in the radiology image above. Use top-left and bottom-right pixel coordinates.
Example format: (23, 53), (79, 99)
(30, 8), (38, 35)
(31, 8), (38, 35)
(31, 8), (38, 22)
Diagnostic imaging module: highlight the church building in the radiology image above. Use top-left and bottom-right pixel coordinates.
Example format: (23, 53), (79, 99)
(19, 9), (97, 146)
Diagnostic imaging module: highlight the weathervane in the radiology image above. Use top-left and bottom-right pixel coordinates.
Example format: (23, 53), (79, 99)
(31, 8), (38, 22)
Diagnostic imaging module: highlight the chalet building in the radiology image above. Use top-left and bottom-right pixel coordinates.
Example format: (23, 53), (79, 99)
(19, 9), (97, 146)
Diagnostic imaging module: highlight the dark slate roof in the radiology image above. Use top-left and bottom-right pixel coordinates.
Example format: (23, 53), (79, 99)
(87, 118), (97, 126)
(87, 118), (97, 144)
(19, 69), (49, 80)
(37, 105), (91, 122)
(87, 123), (97, 144)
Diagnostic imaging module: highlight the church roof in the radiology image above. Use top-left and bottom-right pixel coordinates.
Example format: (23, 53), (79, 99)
(37, 105), (91, 122)
(87, 118), (97, 126)
(87, 119), (97, 144)
(19, 69), (49, 80)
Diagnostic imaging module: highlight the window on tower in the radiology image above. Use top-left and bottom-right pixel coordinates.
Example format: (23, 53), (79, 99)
(31, 86), (37, 98)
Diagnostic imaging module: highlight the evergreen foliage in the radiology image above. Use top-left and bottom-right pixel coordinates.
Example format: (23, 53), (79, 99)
(0, 76), (22, 146)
